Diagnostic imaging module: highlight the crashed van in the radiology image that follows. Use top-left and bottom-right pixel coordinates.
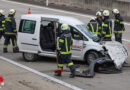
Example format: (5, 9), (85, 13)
(17, 14), (128, 69)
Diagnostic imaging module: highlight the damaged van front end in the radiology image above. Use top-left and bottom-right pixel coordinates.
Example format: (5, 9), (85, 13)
(103, 41), (128, 69)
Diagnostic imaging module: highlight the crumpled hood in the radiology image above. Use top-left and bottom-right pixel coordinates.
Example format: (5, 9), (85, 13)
(103, 41), (128, 69)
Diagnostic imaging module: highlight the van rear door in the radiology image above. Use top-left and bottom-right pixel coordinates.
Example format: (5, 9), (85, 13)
(17, 19), (39, 53)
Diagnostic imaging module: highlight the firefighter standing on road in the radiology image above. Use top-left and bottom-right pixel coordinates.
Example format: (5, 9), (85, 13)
(0, 10), (5, 40)
(87, 18), (99, 35)
(55, 24), (76, 78)
(3, 9), (17, 53)
(95, 11), (103, 38)
(112, 9), (125, 43)
(102, 10), (112, 41)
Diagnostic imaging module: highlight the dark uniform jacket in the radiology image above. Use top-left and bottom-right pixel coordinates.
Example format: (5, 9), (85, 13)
(0, 15), (5, 31)
(102, 16), (112, 38)
(87, 20), (98, 35)
(96, 18), (102, 36)
(4, 15), (17, 36)
(58, 30), (73, 55)
(114, 14), (125, 33)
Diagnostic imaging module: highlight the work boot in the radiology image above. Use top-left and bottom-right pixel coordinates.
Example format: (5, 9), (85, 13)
(13, 47), (19, 53)
(3, 48), (8, 53)
(54, 73), (62, 77)
(13, 48), (18, 53)
(69, 66), (76, 78)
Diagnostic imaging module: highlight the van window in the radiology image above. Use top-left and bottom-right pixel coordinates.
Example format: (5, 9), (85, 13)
(70, 26), (83, 40)
(22, 20), (36, 34)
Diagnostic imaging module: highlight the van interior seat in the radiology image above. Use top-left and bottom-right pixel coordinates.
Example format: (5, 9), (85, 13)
(40, 24), (55, 51)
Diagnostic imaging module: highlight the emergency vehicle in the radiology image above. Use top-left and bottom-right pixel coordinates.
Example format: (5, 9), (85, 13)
(17, 14), (128, 69)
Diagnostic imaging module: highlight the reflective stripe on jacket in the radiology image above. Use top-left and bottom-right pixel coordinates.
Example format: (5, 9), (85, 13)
(4, 15), (17, 35)
(102, 17), (112, 38)
(0, 15), (5, 31)
(57, 30), (73, 55)
(87, 20), (99, 35)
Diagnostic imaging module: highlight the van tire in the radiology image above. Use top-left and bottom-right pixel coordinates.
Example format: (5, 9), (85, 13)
(23, 52), (38, 62)
(85, 51), (99, 64)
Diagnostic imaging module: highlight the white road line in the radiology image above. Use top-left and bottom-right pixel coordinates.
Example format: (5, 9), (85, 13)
(122, 39), (130, 42)
(0, 56), (82, 90)
(1, 0), (130, 40)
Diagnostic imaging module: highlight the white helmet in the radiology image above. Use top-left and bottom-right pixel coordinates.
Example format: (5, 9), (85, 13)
(103, 10), (110, 16)
(0, 10), (4, 15)
(9, 9), (16, 15)
(96, 11), (102, 16)
(61, 24), (70, 30)
(112, 9), (119, 14)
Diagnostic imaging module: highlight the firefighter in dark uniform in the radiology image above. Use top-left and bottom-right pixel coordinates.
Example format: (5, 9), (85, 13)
(87, 18), (99, 36)
(102, 10), (112, 41)
(3, 9), (17, 53)
(112, 9), (125, 43)
(0, 10), (5, 40)
(56, 24), (75, 78)
(95, 11), (103, 38)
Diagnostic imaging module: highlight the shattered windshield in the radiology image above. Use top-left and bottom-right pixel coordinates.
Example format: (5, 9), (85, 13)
(77, 25), (99, 42)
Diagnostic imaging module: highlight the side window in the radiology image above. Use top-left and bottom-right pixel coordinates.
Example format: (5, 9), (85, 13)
(70, 26), (83, 40)
(20, 20), (36, 34)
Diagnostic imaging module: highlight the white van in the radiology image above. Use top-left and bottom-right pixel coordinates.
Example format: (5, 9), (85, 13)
(17, 14), (128, 69)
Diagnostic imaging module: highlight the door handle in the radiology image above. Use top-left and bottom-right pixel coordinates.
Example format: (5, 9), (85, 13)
(32, 38), (37, 40)
(83, 43), (86, 48)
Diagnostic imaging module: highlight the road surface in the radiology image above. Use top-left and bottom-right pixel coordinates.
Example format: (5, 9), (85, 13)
(0, 0), (130, 90)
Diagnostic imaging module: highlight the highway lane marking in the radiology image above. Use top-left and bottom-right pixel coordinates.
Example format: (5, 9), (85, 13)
(1, 0), (130, 41)
(0, 56), (82, 90)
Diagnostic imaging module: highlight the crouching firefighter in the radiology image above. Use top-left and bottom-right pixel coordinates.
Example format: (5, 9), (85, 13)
(3, 9), (18, 53)
(55, 24), (76, 78)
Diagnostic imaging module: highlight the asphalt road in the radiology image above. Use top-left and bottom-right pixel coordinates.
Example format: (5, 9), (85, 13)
(0, 0), (130, 90)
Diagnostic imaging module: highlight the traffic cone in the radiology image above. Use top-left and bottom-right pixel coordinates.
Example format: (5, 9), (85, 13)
(0, 76), (5, 88)
(28, 8), (31, 14)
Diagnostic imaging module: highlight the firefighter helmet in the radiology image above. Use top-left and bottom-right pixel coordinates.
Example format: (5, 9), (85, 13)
(112, 9), (119, 14)
(61, 24), (70, 30)
(103, 10), (110, 16)
(9, 9), (16, 15)
(96, 11), (102, 16)
(0, 10), (4, 15)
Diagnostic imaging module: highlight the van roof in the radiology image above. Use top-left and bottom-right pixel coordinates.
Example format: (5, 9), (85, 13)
(21, 14), (84, 26)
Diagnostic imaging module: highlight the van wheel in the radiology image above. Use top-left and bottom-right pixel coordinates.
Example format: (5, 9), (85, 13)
(85, 51), (99, 64)
(23, 52), (38, 62)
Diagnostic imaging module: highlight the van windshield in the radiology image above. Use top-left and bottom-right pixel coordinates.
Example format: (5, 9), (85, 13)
(77, 25), (99, 42)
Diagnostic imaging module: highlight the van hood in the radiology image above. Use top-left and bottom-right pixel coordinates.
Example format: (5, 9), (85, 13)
(103, 41), (128, 69)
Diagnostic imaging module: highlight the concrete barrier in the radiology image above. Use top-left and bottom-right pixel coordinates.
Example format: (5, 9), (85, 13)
(47, 0), (130, 17)
(14, 0), (130, 18)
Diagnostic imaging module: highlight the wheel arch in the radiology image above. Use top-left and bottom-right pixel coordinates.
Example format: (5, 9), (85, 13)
(84, 49), (102, 61)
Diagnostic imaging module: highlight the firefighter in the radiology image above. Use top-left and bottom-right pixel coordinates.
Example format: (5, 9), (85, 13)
(0, 9), (5, 40)
(55, 24), (75, 78)
(102, 10), (112, 41)
(3, 9), (17, 53)
(112, 9), (125, 43)
(95, 11), (103, 38)
(87, 17), (99, 36)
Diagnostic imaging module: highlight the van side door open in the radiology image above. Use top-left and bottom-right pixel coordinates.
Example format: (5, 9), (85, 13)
(40, 17), (59, 53)
(18, 19), (39, 53)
